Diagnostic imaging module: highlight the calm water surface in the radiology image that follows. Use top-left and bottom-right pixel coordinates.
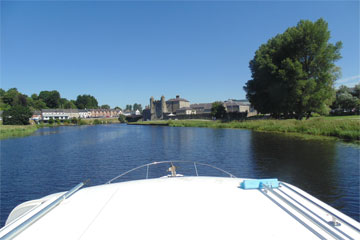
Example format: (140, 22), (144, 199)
(1, 124), (359, 226)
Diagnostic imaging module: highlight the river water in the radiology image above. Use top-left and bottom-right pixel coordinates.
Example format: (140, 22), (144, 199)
(0, 124), (359, 226)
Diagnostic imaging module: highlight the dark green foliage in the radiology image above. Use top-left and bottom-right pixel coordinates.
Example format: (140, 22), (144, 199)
(244, 18), (342, 119)
(331, 84), (360, 114)
(211, 102), (226, 119)
(0, 89), (5, 97)
(93, 119), (101, 124)
(114, 106), (122, 110)
(70, 117), (78, 124)
(3, 106), (32, 125)
(118, 114), (127, 123)
(39, 90), (61, 108)
(64, 100), (77, 109)
(133, 103), (142, 113)
(2, 88), (28, 107)
(125, 105), (132, 111)
(48, 117), (54, 124)
(75, 95), (98, 109)
(27, 97), (47, 110)
(100, 104), (110, 109)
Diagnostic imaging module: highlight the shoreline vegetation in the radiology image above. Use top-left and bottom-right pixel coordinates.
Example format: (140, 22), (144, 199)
(129, 116), (360, 142)
(0, 118), (120, 140)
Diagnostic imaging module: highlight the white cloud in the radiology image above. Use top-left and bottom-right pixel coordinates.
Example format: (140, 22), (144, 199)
(335, 75), (360, 87)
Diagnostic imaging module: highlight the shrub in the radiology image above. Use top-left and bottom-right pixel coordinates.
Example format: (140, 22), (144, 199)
(118, 115), (127, 123)
(48, 117), (54, 124)
(93, 119), (101, 125)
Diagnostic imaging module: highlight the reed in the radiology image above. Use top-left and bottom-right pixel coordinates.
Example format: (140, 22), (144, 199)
(0, 125), (39, 139)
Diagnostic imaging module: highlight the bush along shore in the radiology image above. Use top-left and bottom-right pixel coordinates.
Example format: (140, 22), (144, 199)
(0, 118), (121, 140)
(129, 116), (360, 142)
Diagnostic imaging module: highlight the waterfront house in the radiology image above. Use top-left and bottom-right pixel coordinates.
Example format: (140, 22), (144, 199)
(42, 109), (78, 121)
(88, 109), (121, 118)
(79, 109), (90, 118)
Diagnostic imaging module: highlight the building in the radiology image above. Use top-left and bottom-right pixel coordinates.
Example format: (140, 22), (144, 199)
(41, 109), (79, 121)
(149, 95), (190, 120)
(190, 103), (212, 114)
(79, 110), (90, 118)
(31, 110), (42, 122)
(176, 107), (196, 115)
(224, 101), (250, 113)
(88, 109), (121, 118)
(166, 95), (190, 113)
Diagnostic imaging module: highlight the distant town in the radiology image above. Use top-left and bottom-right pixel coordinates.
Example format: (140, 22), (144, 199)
(14, 95), (256, 123)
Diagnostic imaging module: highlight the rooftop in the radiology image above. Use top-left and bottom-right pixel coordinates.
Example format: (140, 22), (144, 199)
(166, 95), (189, 102)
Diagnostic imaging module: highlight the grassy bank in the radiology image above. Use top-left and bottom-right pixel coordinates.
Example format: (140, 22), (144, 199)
(131, 116), (360, 141)
(0, 125), (39, 139)
(0, 118), (121, 140)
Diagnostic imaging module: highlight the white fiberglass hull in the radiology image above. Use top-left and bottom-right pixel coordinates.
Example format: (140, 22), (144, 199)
(0, 177), (359, 240)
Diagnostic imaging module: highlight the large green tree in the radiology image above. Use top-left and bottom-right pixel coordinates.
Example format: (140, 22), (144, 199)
(75, 94), (98, 109)
(2, 105), (32, 125)
(244, 18), (342, 119)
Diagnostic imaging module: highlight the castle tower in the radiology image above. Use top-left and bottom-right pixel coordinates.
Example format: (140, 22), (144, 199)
(150, 96), (155, 120)
(161, 95), (167, 118)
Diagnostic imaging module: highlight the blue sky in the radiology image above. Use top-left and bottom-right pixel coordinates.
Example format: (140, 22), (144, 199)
(1, 1), (359, 108)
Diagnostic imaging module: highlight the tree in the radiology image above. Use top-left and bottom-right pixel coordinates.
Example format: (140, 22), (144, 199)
(75, 94), (98, 109)
(100, 104), (110, 109)
(133, 103), (142, 113)
(211, 102), (226, 119)
(2, 88), (28, 107)
(31, 94), (38, 100)
(64, 100), (77, 109)
(125, 105), (132, 111)
(114, 106), (122, 110)
(332, 85), (360, 113)
(39, 90), (61, 108)
(118, 114), (126, 123)
(2, 105), (32, 125)
(244, 18), (342, 119)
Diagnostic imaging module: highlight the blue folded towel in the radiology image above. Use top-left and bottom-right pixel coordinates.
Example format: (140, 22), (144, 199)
(240, 178), (279, 189)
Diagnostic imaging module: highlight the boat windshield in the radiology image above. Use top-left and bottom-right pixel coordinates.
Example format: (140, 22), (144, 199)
(106, 161), (236, 184)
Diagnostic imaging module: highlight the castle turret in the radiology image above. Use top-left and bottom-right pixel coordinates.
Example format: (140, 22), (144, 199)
(150, 96), (155, 120)
(161, 95), (167, 116)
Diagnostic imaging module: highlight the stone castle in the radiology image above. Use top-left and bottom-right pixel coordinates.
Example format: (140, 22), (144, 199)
(150, 95), (190, 120)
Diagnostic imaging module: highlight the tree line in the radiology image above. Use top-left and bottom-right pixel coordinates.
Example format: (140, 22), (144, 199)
(0, 88), (145, 125)
(0, 88), (110, 111)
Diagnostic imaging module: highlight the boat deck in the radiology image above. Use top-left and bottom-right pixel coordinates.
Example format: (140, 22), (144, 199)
(1, 177), (359, 239)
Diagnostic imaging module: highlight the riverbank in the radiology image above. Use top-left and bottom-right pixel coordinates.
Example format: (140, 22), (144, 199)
(0, 118), (121, 140)
(130, 116), (360, 142)
(0, 125), (39, 139)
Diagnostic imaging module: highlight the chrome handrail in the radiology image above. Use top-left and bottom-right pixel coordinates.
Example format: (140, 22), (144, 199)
(0, 181), (87, 240)
(262, 184), (345, 240)
(106, 161), (236, 184)
(280, 182), (360, 233)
